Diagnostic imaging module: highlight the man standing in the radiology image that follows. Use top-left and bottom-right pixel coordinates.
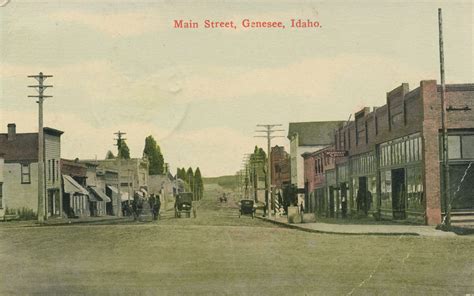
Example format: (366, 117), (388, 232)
(149, 194), (157, 220)
(154, 194), (161, 221)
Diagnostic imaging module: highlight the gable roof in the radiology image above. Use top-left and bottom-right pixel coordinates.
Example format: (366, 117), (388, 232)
(0, 133), (38, 162)
(287, 121), (345, 146)
(0, 127), (63, 163)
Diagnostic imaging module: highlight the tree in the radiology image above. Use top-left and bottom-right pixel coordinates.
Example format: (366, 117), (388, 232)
(186, 167), (194, 194)
(194, 167), (204, 200)
(117, 139), (130, 159)
(143, 135), (165, 175)
(177, 168), (187, 181)
(176, 168), (187, 181)
(105, 150), (115, 159)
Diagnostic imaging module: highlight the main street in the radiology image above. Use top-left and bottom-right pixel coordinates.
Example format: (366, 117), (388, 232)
(0, 183), (472, 295)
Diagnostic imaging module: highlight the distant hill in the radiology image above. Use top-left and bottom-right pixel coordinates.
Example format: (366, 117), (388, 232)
(203, 175), (238, 190)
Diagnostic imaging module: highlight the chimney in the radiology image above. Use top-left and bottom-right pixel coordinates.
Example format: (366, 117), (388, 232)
(7, 123), (16, 141)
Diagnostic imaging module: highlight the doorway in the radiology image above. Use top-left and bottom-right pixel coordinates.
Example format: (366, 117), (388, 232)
(329, 186), (335, 217)
(391, 168), (406, 219)
(340, 183), (348, 218)
(358, 176), (368, 215)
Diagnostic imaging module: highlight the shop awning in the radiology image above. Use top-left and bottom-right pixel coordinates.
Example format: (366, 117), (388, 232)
(63, 175), (89, 195)
(107, 185), (119, 197)
(89, 186), (111, 202)
(107, 185), (118, 193)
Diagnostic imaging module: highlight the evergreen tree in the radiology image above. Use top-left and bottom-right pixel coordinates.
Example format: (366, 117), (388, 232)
(117, 139), (130, 159)
(176, 168), (186, 181)
(105, 150), (115, 159)
(186, 167), (194, 194)
(143, 135), (165, 175)
(179, 168), (187, 180)
(194, 167), (204, 200)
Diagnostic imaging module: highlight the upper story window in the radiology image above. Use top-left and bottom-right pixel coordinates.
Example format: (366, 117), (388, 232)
(365, 121), (369, 144)
(21, 163), (31, 184)
(448, 135), (474, 160)
(52, 160), (56, 183)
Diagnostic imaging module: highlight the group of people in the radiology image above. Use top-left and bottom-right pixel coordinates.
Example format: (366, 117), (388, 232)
(219, 193), (227, 203)
(121, 193), (161, 221)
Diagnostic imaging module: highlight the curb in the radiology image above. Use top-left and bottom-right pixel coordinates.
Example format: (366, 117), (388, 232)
(256, 216), (421, 236)
(35, 217), (129, 227)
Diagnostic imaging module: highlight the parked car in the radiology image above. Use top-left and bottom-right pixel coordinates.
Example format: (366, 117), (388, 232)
(238, 199), (255, 218)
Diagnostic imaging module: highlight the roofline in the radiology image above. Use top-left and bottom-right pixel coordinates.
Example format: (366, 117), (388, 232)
(44, 127), (64, 136)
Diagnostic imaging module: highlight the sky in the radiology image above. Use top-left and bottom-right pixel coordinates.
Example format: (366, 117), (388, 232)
(0, 0), (472, 177)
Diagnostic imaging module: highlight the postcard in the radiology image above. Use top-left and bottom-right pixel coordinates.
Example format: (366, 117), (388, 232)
(0, 1), (473, 295)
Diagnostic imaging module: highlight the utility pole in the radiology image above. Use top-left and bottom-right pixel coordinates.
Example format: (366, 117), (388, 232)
(114, 131), (126, 215)
(255, 124), (284, 218)
(438, 8), (451, 227)
(28, 72), (53, 224)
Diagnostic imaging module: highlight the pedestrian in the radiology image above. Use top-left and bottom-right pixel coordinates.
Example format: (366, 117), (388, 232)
(341, 195), (347, 218)
(149, 194), (157, 220)
(300, 201), (304, 223)
(154, 195), (161, 220)
(356, 189), (362, 213)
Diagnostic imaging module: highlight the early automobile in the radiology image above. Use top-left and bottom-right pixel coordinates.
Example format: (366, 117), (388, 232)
(238, 199), (255, 218)
(175, 192), (195, 218)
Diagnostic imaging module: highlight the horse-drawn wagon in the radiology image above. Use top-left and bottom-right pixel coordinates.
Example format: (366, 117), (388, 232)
(174, 192), (196, 218)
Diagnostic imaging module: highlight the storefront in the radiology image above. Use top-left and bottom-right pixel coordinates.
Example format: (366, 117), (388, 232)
(378, 132), (424, 222)
(325, 170), (337, 217)
(445, 133), (474, 211)
(63, 174), (90, 217)
(349, 152), (376, 216)
(336, 163), (349, 218)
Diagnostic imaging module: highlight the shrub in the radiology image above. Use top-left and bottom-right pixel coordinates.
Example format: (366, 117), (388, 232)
(18, 207), (37, 220)
(4, 207), (37, 220)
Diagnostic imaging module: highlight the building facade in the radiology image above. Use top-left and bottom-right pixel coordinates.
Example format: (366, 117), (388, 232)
(288, 121), (345, 206)
(0, 124), (63, 219)
(304, 81), (474, 225)
(80, 158), (148, 205)
(0, 154), (4, 218)
(61, 159), (90, 217)
(270, 145), (291, 189)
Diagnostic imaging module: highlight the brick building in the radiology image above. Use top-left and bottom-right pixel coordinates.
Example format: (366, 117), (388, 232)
(303, 145), (347, 217)
(305, 81), (474, 225)
(270, 145), (291, 189)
